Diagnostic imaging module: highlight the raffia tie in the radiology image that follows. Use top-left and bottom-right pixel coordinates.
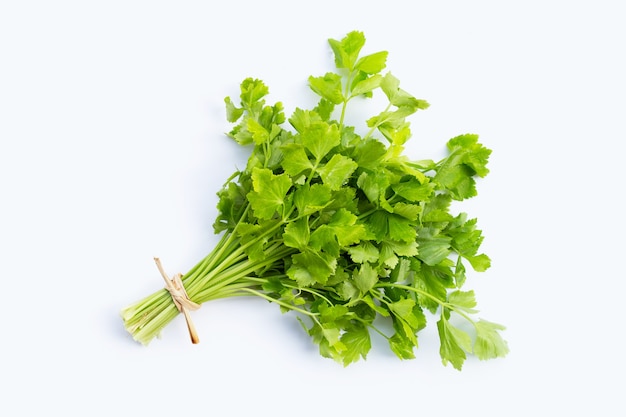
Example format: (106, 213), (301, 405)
(154, 257), (200, 344)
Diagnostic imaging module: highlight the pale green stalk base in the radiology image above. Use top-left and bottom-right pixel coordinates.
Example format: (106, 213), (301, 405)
(121, 231), (295, 345)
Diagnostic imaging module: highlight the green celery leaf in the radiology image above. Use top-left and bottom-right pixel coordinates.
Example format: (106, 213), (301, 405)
(340, 324), (371, 366)
(434, 162), (477, 200)
(236, 221), (271, 262)
(289, 108), (323, 133)
(310, 225), (340, 257)
(380, 72), (430, 110)
(435, 134), (491, 200)
(307, 321), (345, 362)
(228, 122), (253, 145)
(366, 108), (413, 131)
(473, 320), (509, 360)
(327, 208), (367, 247)
(259, 101), (285, 129)
(468, 254), (491, 272)
(390, 258), (413, 283)
(357, 170), (392, 208)
(283, 217), (310, 250)
(446, 215), (491, 272)
(309, 73), (344, 104)
(392, 202), (421, 221)
(416, 226), (452, 266)
(317, 154), (358, 190)
(437, 316), (472, 370)
(318, 303), (350, 324)
(392, 314), (418, 346)
(422, 194), (454, 222)
(247, 167), (292, 220)
(387, 214), (417, 243)
(350, 74), (383, 97)
(380, 123), (411, 148)
(337, 280), (360, 302)
(240, 78), (269, 109)
(391, 180), (435, 202)
(340, 125), (361, 148)
(351, 138), (386, 170)
(328, 31), (365, 71)
(224, 97), (243, 122)
(354, 51), (388, 74)
(246, 118), (269, 145)
(322, 327), (344, 349)
(361, 294), (390, 317)
(389, 298), (425, 330)
(287, 250), (337, 286)
(326, 265), (350, 287)
(214, 181), (246, 233)
(448, 290), (479, 314)
(347, 241), (379, 264)
(384, 239), (418, 257)
(326, 187), (359, 213)
(378, 241), (399, 269)
(293, 183), (332, 215)
(263, 129), (289, 170)
(447, 134), (491, 178)
(389, 332), (416, 360)
(279, 286), (306, 307)
(282, 143), (314, 178)
(301, 121), (341, 161)
(353, 263), (378, 293)
(261, 276), (285, 295)
(314, 98), (336, 121)
(413, 259), (455, 313)
(455, 256), (467, 288)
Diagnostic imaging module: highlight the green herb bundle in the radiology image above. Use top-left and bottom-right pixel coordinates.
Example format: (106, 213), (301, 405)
(121, 31), (508, 370)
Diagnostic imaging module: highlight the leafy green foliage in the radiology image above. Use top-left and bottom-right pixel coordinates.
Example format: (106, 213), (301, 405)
(122, 31), (507, 370)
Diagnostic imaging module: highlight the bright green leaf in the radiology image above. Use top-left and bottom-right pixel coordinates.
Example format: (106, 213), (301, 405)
(283, 218), (310, 250)
(437, 317), (471, 370)
(448, 290), (479, 314)
(391, 180), (435, 202)
(353, 263), (378, 293)
(327, 209), (367, 247)
(387, 214), (417, 243)
(354, 51), (388, 74)
(347, 241), (379, 264)
(392, 202), (421, 221)
(289, 108), (323, 133)
(293, 183), (332, 215)
(340, 324), (371, 366)
(247, 168), (292, 219)
(246, 118), (269, 145)
(317, 154), (358, 190)
(301, 121), (341, 161)
(350, 74), (383, 97)
(468, 254), (491, 272)
(287, 250), (337, 286)
(416, 227), (452, 266)
(282, 144), (314, 177)
(389, 332), (416, 360)
(474, 320), (509, 360)
(328, 31), (365, 71)
(309, 73), (344, 104)
(224, 97), (243, 122)
(240, 78), (269, 108)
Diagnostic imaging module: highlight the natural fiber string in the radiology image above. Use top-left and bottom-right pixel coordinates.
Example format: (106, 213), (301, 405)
(154, 257), (200, 344)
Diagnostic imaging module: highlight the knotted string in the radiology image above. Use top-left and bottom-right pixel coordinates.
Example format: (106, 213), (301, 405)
(154, 257), (200, 344)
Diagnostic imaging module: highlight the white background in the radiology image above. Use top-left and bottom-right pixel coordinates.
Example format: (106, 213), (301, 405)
(1, 0), (625, 415)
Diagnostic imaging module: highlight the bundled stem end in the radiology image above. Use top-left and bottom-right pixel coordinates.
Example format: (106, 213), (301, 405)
(154, 257), (201, 344)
